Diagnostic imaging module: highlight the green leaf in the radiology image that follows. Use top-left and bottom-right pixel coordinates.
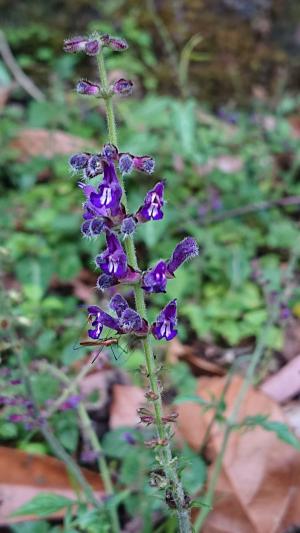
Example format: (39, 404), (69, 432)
(12, 493), (74, 517)
(181, 446), (207, 494)
(241, 416), (300, 451)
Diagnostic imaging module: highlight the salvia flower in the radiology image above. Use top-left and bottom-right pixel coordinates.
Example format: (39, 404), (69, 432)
(142, 260), (167, 293)
(87, 297), (146, 339)
(167, 237), (199, 277)
(136, 182), (165, 222)
(133, 155), (155, 174)
(87, 305), (120, 339)
(63, 35), (101, 55)
(90, 161), (122, 216)
(76, 80), (101, 96)
(109, 294), (129, 317)
(101, 34), (128, 51)
(112, 78), (133, 96)
(152, 299), (178, 341)
(95, 231), (128, 278)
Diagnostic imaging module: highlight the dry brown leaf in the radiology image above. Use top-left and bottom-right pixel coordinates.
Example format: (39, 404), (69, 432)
(177, 376), (300, 532)
(10, 129), (96, 161)
(0, 446), (104, 524)
(260, 354), (300, 403)
(110, 384), (144, 429)
(167, 338), (224, 376)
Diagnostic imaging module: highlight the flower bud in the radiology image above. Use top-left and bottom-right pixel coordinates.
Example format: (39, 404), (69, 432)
(167, 237), (199, 276)
(69, 152), (90, 171)
(85, 38), (101, 56)
(96, 273), (117, 291)
(119, 153), (134, 175)
(133, 156), (155, 174)
(109, 294), (129, 317)
(101, 34), (129, 51)
(63, 36), (88, 53)
(76, 80), (101, 96)
(102, 143), (119, 161)
(121, 216), (137, 237)
(84, 154), (103, 178)
(112, 79), (133, 96)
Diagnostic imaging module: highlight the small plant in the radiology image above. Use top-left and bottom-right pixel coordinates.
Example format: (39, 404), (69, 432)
(64, 31), (198, 531)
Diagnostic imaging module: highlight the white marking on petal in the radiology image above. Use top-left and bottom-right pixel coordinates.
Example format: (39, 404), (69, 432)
(100, 187), (112, 205)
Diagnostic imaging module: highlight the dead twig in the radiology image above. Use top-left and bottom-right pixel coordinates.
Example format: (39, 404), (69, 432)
(0, 30), (45, 101)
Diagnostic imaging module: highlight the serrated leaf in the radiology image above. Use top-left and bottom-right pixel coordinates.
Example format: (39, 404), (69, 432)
(12, 493), (74, 517)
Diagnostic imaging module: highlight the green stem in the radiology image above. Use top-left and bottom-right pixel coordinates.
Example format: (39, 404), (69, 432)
(15, 350), (100, 509)
(97, 48), (192, 533)
(194, 319), (273, 532)
(38, 361), (120, 533)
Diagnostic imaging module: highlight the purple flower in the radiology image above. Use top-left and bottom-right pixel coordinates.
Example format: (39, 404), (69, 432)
(96, 273), (117, 291)
(122, 431), (136, 445)
(166, 237), (199, 277)
(133, 156), (155, 174)
(63, 36), (89, 53)
(119, 308), (143, 333)
(69, 152), (90, 172)
(112, 79), (133, 96)
(81, 218), (107, 238)
(87, 301), (146, 339)
(87, 305), (120, 339)
(96, 268), (141, 291)
(61, 395), (82, 410)
(109, 294), (129, 317)
(76, 80), (101, 96)
(121, 216), (136, 237)
(84, 155), (103, 179)
(142, 260), (167, 293)
(119, 153), (134, 175)
(79, 183), (108, 216)
(95, 231), (128, 278)
(90, 161), (122, 216)
(152, 300), (178, 341)
(136, 182), (164, 222)
(85, 38), (101, 56)
(101, 34), (128, 51)
(63, 35), (101, 55)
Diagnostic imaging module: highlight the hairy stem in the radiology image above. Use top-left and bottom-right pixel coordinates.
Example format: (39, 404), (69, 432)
(97, 48), (192, 533)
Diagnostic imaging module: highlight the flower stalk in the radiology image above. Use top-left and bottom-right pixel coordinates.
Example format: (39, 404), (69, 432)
(96, 47), (192, 533)
(65, 31), (197, 532)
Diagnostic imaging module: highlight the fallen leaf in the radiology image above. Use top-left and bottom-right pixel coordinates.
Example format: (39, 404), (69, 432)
(0, 446), (104, 524)
(167, 338), (225, 376)
(260, 354), (300, 403)
(10, 129), (96, 161)
(177, 376), (300, 532)
(110, 384), (144, 429)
